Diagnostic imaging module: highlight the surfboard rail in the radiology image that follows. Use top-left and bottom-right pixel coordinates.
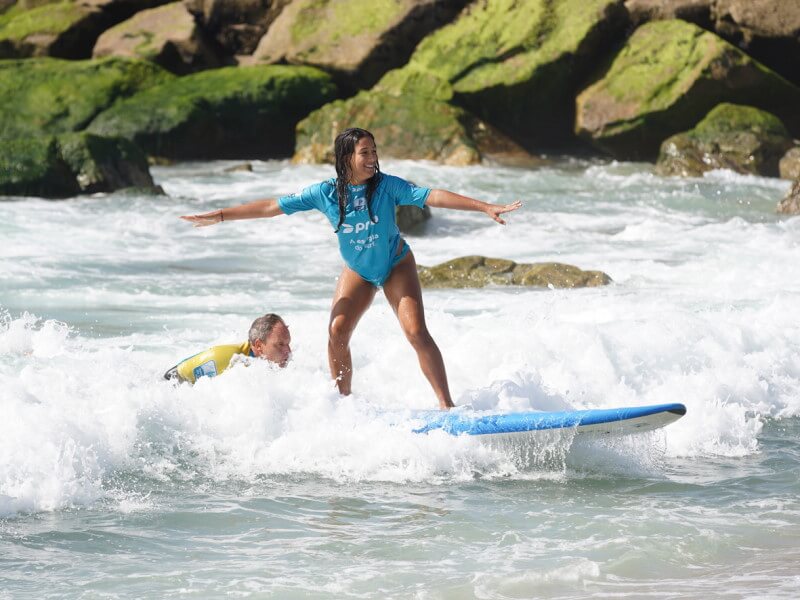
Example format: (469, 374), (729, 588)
(412, 403), (687, 437)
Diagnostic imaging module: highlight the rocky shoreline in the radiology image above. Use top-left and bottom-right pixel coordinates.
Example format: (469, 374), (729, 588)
(2, 0), (798, 214)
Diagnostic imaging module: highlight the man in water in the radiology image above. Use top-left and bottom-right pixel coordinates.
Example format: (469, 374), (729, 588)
(164, 313), (291, 383)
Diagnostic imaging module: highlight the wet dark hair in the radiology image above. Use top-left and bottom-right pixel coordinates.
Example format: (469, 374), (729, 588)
(333, 128), (381, 232)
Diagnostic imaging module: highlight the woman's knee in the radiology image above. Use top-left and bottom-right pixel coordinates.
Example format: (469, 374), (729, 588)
(328, 314), (355, 346)
(403, 323), (434, 349)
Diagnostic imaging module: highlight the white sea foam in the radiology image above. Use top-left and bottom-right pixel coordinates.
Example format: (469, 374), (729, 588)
(2, 160), (798, 517)
(473, 558), (602, 598)
(1, 284), (794, 517)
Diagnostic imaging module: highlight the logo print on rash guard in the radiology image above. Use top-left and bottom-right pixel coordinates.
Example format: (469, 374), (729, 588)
(340, 216), (379, 234)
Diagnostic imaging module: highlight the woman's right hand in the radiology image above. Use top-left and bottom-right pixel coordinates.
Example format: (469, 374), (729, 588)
(180, 211), (223, 227)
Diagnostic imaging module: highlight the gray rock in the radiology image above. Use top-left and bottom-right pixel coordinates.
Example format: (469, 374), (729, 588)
(712, 0), (800, 87)
(625, 0), (713, 27)
(396, 205), (430, 233)
(93, 2), (222, 74)
(251, 0), (469, 92)
(779, 147), (800, 181)
(223, 162), (253, 172)
(777, 179), (800, 215)
(184, 0), (290, 57)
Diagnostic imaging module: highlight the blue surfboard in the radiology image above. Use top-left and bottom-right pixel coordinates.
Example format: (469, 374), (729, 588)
(410, 403), (686, 437)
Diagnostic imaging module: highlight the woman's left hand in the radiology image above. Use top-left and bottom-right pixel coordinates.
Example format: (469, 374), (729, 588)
(485, 200), (522, 225)
(180, 212), (222, 227)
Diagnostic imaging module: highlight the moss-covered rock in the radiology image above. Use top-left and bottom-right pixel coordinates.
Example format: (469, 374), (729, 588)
(0, 57), (172, 139)
(575, 20), (800, 160)
(252, 0), (468, 91)
(404, 0), (627, 151)
(0, 132), (153, 197)
(0, 0), (180, 58)
(417, 256), (612, 289)
(294, 0), (625, 163)
(58, 132), (154, 193)
(0, 136), (78, 197)
(93, 2), (221, 74)
(294, 88), (483, 165)
(0, 1), (91, 56)
(625, 1), (800, 88)
(87, 64), (338, 159)
(655, 103), (793, 177)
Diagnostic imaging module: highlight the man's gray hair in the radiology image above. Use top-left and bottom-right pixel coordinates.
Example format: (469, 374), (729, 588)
(248, 313), (285, 345)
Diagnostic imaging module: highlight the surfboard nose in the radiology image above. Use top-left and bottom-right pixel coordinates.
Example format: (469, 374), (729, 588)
(668, 404), (687, 416)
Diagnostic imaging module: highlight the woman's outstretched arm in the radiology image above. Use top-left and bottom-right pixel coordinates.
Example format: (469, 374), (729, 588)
(180, 199), (284, 227)
(425, 190), (522, 225)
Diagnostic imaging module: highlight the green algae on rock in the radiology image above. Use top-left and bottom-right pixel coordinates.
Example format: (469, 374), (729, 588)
(575, 19), (800, 160)
(58, 132), (154, 193)
(0, 136), (78, 198)
(293, 0), (624, 163)
(294, 88), (483, 165)
(87, 64), (337, 159)
(417, 256), (612, 289)
(0, 57), (172, 139)
(405, 0), (627, 151)
(0, 132), (154, 198)
(656, 103), (793, 178)
(0, 1), (95, 57)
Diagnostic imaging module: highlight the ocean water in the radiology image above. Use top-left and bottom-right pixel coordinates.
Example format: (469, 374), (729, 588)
(1, 159), (799, 598)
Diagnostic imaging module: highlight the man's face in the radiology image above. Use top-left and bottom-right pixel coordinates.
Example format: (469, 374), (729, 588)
(252, 322), (291, 368)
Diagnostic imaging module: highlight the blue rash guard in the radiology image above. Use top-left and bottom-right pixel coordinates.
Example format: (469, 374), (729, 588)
(277, 173), (430, 286)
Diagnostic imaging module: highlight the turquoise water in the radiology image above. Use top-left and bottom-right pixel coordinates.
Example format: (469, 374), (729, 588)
(1, 160), (799, 598)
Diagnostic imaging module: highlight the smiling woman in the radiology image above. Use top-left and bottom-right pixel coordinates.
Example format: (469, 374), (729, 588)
(180, 127), (522, 409)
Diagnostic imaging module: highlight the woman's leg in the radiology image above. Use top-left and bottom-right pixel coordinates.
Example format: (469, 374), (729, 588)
(382, 252), (454, 409)
(328, 265), (377, 395)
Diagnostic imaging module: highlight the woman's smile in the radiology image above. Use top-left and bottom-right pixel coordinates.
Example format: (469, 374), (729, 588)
(350, 137), (378, 184)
